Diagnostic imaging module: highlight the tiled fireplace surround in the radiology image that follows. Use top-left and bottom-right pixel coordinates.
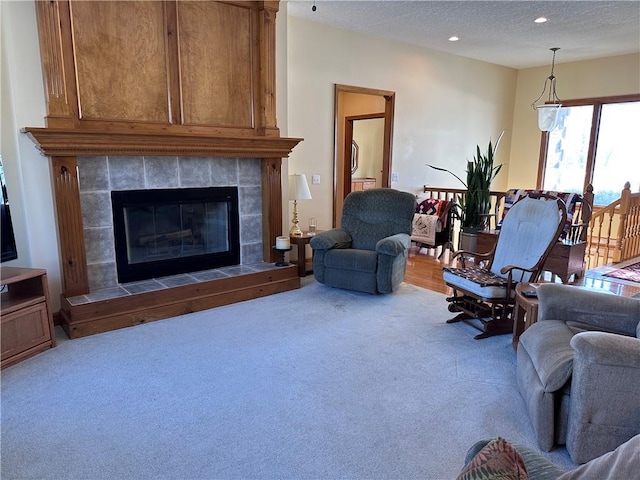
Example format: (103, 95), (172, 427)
(74, 155), (271, 304)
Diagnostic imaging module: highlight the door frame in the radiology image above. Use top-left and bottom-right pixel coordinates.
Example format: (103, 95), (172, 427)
(333, 84), (395, 226)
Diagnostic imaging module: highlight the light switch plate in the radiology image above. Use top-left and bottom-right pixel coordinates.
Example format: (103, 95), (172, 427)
(312, 175), (320, 185)
(391, 172), (399, 182)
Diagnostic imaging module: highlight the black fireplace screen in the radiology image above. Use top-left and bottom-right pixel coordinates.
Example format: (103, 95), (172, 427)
(112, 187), (240, 283)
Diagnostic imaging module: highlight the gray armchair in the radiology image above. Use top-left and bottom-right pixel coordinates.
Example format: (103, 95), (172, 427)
(310, 188), (415, 294)
(516, 283), (640, 464)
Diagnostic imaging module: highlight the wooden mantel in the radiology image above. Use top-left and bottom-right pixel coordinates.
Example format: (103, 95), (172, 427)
(23, 128), (302, 159)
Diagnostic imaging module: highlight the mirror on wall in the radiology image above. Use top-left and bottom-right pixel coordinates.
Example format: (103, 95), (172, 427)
(1, 156), (18, 262)
(351, 140), (359, 174)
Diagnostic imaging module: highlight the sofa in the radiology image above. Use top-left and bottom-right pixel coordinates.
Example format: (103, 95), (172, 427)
(516, 283), (640, 463)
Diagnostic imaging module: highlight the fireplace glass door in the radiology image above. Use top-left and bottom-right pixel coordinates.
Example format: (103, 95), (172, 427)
(112, 187), (240, 283)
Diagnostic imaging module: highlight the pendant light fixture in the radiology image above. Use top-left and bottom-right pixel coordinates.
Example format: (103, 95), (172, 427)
(532, 48), (562, 132)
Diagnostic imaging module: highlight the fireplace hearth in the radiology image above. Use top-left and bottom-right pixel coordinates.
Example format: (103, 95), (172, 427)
(111, 187), (240, 283)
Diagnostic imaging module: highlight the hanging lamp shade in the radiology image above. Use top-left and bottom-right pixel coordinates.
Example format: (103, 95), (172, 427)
(532, 48), (562, 132)
(536, 104), (562, 131)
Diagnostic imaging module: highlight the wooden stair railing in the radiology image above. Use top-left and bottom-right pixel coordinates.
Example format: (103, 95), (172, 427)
(587, 182), (640, 268)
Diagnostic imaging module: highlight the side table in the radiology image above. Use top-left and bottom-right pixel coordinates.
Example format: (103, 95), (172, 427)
(513, 282), (540, 351)
(289, 232), (315, 277)
(1, 267), (56, 369)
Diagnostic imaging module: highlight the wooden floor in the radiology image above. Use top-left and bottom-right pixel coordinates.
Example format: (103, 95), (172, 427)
(404, 245), (640, 297)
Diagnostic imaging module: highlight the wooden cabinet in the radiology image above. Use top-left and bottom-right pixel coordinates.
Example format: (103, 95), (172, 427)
(33, 0), (279, 137)
(351, 178), (376, 191)
(1, 267), (56, 369)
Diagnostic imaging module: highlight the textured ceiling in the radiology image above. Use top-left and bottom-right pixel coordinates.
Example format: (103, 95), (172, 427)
(286, 0), (640, 69)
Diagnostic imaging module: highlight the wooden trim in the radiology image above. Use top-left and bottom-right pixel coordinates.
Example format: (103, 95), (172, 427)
(343, 118), (355, 199)
(536, 132), (548, 189)
(584, 104), (602, 192)
(557, 93), (640, 107)
(51, 156), (89, 296)
(59, 266), (300, 338)
(333, 84), (396, 227)
(334, 84), (397, 98)
(35, 0), (76, 128)
(23, 128), (302, 158)
(345, 113), (385, 121)
(382, 94), (395, 188)
(164, 1), (182, 125)
(257, 5), (278, 133)
(261, 157), (283, 262)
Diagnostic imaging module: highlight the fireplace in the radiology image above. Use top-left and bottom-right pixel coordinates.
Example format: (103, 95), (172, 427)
(25, 0), (302, 338)
(112, 187), (240, 283)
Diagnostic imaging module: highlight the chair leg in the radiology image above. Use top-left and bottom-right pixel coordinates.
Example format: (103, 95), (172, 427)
(437, 241), (454, 260)
(446, 312), (471, 323)
(474, 318), (513, 339)
(445, 290), (515, 339)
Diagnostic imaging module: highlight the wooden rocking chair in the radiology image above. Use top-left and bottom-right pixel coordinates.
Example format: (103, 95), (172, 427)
(443, 193), (567, 339)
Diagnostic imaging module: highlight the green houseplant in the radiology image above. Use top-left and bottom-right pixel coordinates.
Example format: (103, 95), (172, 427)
(429, 132), (504, 233)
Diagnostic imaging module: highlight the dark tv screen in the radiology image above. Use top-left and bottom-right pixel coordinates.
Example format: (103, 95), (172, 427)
(1, 202), (17, 263)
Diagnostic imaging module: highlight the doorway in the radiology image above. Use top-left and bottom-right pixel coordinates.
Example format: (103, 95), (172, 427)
(333, 84), (395, 226)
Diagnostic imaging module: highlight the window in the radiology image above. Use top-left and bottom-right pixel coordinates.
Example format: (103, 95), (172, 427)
(539, 94), (640, 205)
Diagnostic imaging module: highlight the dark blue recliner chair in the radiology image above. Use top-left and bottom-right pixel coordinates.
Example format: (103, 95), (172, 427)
(310, 188), (415, 294)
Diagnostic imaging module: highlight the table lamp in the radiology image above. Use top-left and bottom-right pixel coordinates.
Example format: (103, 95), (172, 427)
(289, 174), (312, 236)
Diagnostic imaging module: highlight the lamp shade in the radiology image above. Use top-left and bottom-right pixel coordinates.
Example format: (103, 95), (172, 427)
(289, 174), (312, 201)
(537, 104), (562, 132)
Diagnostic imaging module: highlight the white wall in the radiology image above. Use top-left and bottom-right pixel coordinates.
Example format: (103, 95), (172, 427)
(509, 53), (640, 188)
(286, 16), (517, 232)
(1, 1), (62, 308)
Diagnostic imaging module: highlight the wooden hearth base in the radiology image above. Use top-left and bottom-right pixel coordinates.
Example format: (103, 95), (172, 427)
(59, 266), (300, 338)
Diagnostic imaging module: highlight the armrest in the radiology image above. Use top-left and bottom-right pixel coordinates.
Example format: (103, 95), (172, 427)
(309, 228), (352, 251)
(451, 248), (494, 268)
(537, 284), (640, 336)
(376, 233), (410, 256)
(499, 264), (535, 278)
(568, 331), (640, 463)
(571, 331), (640, 368)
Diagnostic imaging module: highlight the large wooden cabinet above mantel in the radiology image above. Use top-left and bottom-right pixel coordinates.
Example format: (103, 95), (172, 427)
(26, 0), (302, 299)
(35, 0), (281, 137)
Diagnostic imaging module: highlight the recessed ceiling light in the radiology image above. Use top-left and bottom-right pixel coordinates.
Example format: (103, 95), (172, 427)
(535, 17), (548, 23)
(448, 36), (460, 42)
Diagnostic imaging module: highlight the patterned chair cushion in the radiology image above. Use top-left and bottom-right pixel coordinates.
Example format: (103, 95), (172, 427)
(457, 437), (528, 480)
(443, 266), (518, 300)
(444, 266), (510, 287)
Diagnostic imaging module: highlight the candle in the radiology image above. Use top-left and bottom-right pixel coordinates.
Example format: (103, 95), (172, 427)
(276, 236), (290, 249)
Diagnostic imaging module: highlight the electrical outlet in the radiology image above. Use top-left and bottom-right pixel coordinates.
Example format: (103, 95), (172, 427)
(391, 172), (399, 182)
(312, 174), (320, 185)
